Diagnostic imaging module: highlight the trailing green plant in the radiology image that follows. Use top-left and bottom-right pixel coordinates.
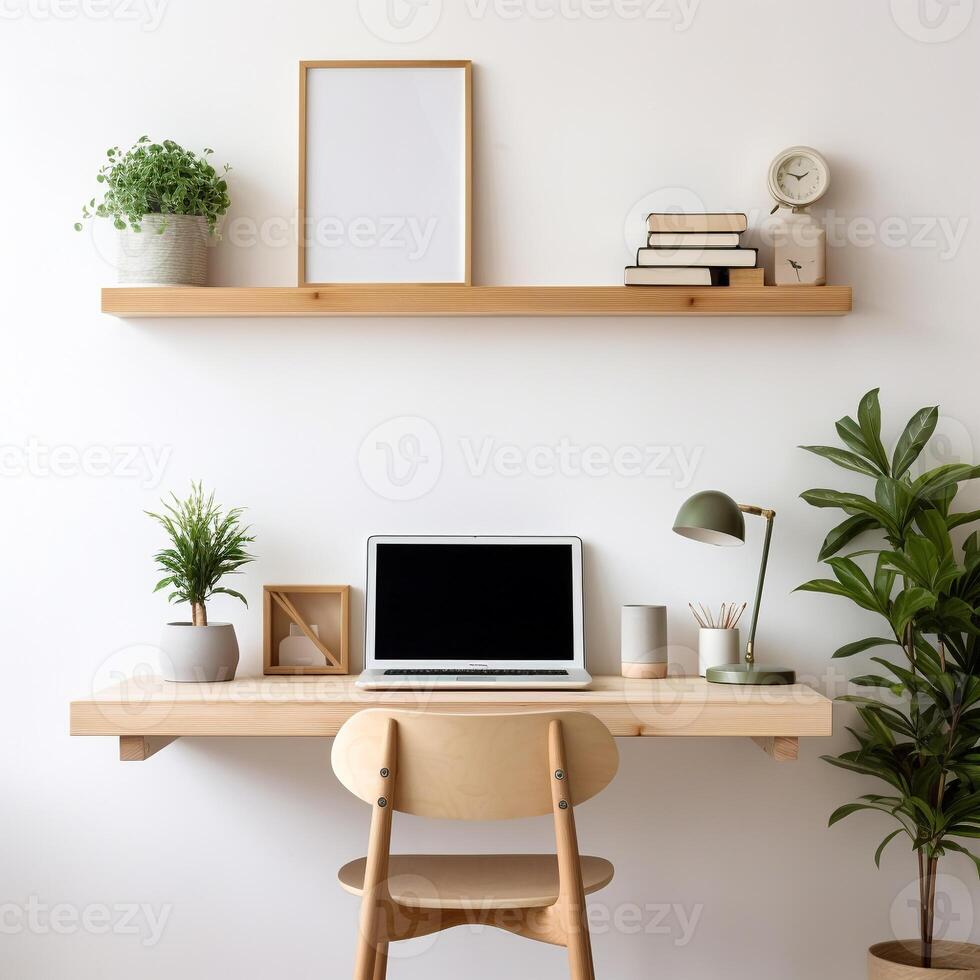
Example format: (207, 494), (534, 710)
(148, 482), (255, 627)
(75, 136), (231, 235)
(798, 389), (980, 968)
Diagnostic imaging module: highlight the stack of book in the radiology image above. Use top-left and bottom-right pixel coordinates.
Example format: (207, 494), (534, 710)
(625, 212), (756, 286)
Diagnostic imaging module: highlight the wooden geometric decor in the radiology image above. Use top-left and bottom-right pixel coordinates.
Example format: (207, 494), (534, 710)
(263, 584), (350, 675)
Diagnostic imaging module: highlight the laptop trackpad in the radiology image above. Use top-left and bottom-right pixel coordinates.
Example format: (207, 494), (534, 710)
(457, 675), (497, 682)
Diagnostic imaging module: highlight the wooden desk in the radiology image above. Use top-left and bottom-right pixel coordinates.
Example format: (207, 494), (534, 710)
(70, 675), (832, 763)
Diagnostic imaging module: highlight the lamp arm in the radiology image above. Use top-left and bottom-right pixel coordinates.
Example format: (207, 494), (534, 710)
(739, 506), (776, 666)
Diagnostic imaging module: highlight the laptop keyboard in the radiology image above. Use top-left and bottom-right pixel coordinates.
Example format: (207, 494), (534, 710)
(382, 669), (570, 676)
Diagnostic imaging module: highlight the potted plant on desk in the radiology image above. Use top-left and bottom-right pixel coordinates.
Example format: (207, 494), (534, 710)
(148, 482), (255, 683)
(798, 389), (980, 978)
(75, 136), (231, 285)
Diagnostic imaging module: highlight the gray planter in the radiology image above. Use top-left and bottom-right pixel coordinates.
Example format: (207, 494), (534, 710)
(116, 213), (209, 285)
(160, 622), (239, 683)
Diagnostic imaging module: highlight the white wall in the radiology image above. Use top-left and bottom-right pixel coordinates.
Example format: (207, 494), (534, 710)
(2, 1), (979, 977)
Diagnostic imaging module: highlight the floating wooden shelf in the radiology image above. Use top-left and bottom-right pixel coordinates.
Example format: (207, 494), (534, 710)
(101, 285), (852, 318)
(70, 674), (832, 763)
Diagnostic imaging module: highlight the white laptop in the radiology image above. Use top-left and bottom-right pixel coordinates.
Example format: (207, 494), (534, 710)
(357, 535), (591, 690)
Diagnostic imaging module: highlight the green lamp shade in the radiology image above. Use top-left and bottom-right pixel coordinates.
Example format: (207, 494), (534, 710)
(673, 491), (745, 547)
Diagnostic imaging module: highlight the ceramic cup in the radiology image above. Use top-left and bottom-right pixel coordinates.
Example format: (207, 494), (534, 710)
(698, 628), (739, 676)
(621, 605), (668, 679)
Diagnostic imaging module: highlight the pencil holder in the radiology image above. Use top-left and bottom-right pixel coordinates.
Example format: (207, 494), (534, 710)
(698, 628), (739, 676)
(621, 605), (669, 679)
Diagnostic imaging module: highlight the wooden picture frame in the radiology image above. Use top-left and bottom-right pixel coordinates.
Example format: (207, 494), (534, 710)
(263, 585), (350, 676)
(298, 60), (472, 287)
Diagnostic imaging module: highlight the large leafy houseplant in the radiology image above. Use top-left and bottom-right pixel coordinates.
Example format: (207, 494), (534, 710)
(148, 482), (255, 627)
(75, 136), (231, 234)
(798, 390), (980, 969)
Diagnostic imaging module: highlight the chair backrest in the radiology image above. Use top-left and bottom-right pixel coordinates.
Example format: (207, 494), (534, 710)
(331, 709), (618, 821)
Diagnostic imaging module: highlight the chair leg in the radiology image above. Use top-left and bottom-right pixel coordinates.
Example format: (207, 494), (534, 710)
(353, 928), (378, 980)
(372, 942), (389, 980)
(565, 915), (595, 980)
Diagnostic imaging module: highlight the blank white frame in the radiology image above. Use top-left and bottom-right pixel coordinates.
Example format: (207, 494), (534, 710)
(299, 60), (472, 287)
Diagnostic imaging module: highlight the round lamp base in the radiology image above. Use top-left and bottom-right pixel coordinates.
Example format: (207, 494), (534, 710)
(705, 664), (796, 685)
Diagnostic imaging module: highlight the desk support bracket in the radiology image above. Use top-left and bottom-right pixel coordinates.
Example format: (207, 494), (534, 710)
(751, 736), (798, 762)
(120, 736), (178, 762)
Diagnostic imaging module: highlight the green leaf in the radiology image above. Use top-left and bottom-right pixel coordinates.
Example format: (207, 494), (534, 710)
(836, 415), (874, 461)
(911, 464), (980, 504)
(940, 841), (980, 878)
(211, 587), (249, 607)
(829, 802), (879, 826)
(819, 515), (877, 561)
(875, 477), (914, 531)
(916, 509), (954, 561)
(851, 674), (900, 689)
(875, 828), (907, 868)
(858, 389), (891, 474)
(892, 406), (939, 479)
(828, 556), (882, 611)
(800, 445), (882, 477)
(796, 579), (861, 604)
(800, 489), (899, 536)
(833, 637), (898, 659)
(874, 553), (897, 605)
(891, 587), (937, 634)
(949, 510), (980, 530)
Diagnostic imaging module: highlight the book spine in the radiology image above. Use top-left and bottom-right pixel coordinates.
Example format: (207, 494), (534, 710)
(636, 247), (758, 267)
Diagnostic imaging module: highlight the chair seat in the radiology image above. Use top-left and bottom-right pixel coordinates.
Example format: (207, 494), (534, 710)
(338, 853), (614, 910)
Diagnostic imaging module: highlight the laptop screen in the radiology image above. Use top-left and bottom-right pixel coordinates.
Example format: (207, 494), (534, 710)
(373, 541), (576, 662)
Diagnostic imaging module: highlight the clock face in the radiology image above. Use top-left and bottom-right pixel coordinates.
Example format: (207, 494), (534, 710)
(769, 146), (830, 208)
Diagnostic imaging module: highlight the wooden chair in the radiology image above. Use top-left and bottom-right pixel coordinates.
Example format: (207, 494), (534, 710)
(331, 709), (619, 980)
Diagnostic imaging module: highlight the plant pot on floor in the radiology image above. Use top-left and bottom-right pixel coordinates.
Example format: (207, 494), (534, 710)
(869, 942), (980, 979)
(160, 622), (239, 683)
(117, 214), (209, 285)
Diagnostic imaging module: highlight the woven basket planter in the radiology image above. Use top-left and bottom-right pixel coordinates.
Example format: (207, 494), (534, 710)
(869, 942), (980, 979)
(116, 213), (209, 285)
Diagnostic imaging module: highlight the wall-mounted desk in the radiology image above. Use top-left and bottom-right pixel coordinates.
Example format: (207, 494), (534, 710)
(70, 675), (832, 763)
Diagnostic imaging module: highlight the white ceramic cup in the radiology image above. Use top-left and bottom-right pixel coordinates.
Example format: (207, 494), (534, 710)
(698, 628), (740, 676)
(621, 605), (668, 679)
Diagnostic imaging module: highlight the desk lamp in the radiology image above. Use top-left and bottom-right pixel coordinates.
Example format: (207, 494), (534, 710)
(673, 490), (795, 685)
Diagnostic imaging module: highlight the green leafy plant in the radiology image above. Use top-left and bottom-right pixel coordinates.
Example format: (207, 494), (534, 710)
(75, 136), (231, 235)
(148, 482), (255, 627)
(798, 389), (980, 968)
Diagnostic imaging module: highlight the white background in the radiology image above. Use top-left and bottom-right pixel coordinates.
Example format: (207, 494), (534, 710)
(1, 1), (979, 978)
